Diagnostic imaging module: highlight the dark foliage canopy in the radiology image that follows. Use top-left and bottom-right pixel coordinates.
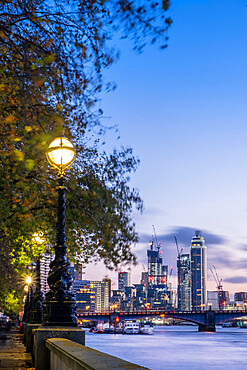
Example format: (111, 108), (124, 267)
(0, 0), (171, 313)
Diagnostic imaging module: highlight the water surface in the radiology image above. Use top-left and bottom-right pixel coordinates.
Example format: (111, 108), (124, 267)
(85, 326), (247, 369)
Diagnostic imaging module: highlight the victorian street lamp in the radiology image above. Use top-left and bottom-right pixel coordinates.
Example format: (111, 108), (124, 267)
(25, 261), (36, 323)
(23, 276), (32, 323)
(29, 233), (44, 324)
(42, 137), (77, 326)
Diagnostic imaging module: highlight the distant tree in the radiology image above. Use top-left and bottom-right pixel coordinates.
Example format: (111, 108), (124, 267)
(0, 0), (171, 276)
(0, 237), (23, 316)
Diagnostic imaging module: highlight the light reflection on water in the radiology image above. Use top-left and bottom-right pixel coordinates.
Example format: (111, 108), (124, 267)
(85, 326), (247, 369)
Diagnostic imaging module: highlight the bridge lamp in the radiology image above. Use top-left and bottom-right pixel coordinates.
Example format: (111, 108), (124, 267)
(43, 137), (77, 326)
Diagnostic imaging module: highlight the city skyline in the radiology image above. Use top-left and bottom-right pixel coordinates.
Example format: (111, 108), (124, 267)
(83, 0), (247, 296)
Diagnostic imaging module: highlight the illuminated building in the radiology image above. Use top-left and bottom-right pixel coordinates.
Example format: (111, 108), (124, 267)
(124, 286), (136, 311)
(234, 292), (247, 301)
(145, 240), (173, 309)
(190, 230), (207, 311)
(103, 278), (111, 297)
(207, 290), (229, 310)
(147, 241), (167, 286)
(91, 280), (109, 312)
(72, 280), (95, 312)
(72, 279), (109, 313)
(141, 271), (148, 286)
(110, 290), (124, 309)
(207, 291), (219, 310)
(133, 284), (147, 309)
(118, 272), (130, 291)
(177, 254), (191, 311)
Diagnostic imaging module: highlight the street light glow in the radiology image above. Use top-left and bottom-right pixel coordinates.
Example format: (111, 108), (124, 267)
(46, 137), (76, 175)
(26, 276), (32, 285)
(32, 232), (45, 245)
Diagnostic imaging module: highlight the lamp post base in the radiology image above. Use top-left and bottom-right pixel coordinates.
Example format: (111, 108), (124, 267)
(42, 295), (77, 327)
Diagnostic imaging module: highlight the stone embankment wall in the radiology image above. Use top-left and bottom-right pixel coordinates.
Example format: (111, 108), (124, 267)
(46, 338), (150, 370)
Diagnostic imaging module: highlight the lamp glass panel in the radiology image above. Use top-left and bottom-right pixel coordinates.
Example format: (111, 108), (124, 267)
(48, 138), (75, 166)
(49, 138), (73, 149)
(48, 148), (74, 166)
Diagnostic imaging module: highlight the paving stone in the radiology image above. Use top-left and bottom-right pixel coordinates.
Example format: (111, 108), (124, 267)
(0, 328), (34, 370)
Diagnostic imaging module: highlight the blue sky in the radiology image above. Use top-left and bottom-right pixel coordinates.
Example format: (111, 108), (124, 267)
(83, 0), (247, 296)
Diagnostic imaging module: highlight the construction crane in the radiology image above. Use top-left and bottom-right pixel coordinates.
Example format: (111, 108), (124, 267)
(152, 225), (162, 254)
(209, 265), (225, 310)
(169, 266), (174, 280)
(209, 264), (223, 291)
(174, 235), (183, 259)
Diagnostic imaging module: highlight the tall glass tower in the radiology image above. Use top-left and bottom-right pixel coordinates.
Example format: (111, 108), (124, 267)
(177, 254), (191, 311)
(118, 272), (130, 291)
(147, 241), (167, 286)
(190, 230), (207, 311)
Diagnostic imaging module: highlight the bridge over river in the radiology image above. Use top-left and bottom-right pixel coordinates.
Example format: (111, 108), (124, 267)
(78, 309), (247, 332)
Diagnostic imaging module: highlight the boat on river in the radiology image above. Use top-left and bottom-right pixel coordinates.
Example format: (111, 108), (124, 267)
(139, 321), (154, 335)
(123, 320), (140, 334)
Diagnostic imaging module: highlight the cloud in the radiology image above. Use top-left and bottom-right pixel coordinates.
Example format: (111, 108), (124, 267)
(138, 226), (226, 248)
(240, 243), (247, 251)
(224, 276), (247, 284)
(135, 226), (235, 272)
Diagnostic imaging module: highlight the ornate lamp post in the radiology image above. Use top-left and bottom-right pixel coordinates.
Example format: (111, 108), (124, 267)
(42, 137), (77, 326)
(23, 276), (32, 323)
(25, 262), (36, 323)
(29, 233), (44, 324)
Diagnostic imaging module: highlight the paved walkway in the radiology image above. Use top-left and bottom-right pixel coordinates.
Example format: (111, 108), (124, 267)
(0, 328), (34, 370)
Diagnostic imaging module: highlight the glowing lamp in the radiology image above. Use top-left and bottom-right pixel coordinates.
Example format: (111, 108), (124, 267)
(26, 276), (32, 285)
(32, 232), (45, 245)
(46, 137), (76, 175)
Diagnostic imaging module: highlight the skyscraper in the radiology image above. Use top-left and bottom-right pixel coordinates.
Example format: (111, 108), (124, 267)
(177, 254), (191, 311)
(190, 230), (207, 311)
(147, 241), (167, 286)
(118, 272), (130, 291)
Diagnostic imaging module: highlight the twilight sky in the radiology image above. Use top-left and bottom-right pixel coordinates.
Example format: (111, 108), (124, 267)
(83, 0), (247, 297)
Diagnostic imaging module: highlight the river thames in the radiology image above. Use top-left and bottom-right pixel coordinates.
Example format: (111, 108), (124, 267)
(85, 326), (247, 369)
